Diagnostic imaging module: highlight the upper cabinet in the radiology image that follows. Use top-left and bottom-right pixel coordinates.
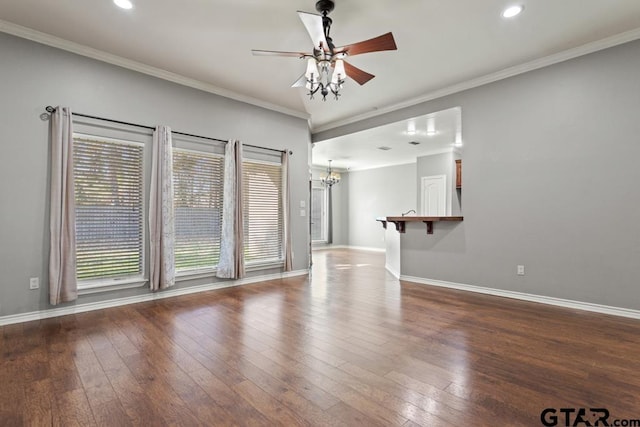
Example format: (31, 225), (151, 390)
(455, 159), (462, 189)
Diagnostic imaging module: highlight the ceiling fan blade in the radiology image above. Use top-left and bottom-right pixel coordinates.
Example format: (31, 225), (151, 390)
(297, 11), (329, 51)
(252, 49), (308, 58)
(336, 32), (397, 57)
(343, 61), (375, 85)
(291, 74), (308, 88)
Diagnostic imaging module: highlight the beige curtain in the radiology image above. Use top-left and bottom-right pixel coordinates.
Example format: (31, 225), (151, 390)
(49, 107), (77, 305)
(282, 150), (293, 271)
(217, 140), (245, 279)
(149, 126), (175, 291)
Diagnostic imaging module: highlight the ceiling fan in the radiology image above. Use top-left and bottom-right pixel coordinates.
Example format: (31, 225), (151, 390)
(251, 0), (397, 101)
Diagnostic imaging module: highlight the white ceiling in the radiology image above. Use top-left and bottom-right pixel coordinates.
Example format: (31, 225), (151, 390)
(1, 0), (640, 134)
(313, 107), (461, 171)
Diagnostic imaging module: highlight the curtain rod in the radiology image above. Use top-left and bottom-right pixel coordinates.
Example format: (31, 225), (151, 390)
(45, 106), (292, 155)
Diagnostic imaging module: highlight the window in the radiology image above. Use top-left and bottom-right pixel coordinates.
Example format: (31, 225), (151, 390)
(242, 160), (283, 265)
(73, 129), (280, 284)
(172, 149), (224, 272)
(73, 134), (144, 284)
(311, 183), (327, 242)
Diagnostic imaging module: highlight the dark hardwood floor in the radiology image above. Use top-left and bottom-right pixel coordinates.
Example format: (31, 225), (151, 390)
(2, 248), (640, 426)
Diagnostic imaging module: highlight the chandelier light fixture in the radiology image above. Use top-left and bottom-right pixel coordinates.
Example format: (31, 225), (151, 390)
(321, 160), (341, 187)
(251, 0), (397, 102)
(305, 57), (347, 101)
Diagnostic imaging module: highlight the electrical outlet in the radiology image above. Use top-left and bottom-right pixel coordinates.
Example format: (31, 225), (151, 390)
(300, 209), (306, 217)
(300, 200), (306, 208)
(29, 277), (40, 289)
(517, 265), (525, 276)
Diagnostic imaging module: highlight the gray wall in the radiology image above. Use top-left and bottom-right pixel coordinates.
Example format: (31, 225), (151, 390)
(348, 163), (417, 249)
(0, 33), (310, 317)
(315, 39), (640, 310)
(416, 152), (461, 216)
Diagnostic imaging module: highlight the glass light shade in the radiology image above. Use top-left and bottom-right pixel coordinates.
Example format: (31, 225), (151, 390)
(305, 58), (320, 83)
(321, 171), (341, 186)
(331, 60), (346, 84)
(321, 160), (341, 186)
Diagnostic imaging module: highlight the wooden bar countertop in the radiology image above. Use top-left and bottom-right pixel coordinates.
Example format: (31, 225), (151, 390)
(376, 216), (463, 234)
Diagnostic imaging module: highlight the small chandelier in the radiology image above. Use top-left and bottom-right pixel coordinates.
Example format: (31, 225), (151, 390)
(305, 57), (346, 101)
(321, 160), (341, 187)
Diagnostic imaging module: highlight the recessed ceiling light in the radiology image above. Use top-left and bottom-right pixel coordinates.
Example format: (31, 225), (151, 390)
(408, 141), (420, 146)
(502, 5), (524, 18)
(377, 146), (392, 151)
(114, 0), (133, 10)
(426, 116), (437, 136)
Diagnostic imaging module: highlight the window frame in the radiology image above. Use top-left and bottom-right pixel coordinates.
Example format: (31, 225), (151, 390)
(242, 157), (285, 270)
(172, 146), (225, 278)
(72, 132), (148, 293)
(311, 181), (328, 243)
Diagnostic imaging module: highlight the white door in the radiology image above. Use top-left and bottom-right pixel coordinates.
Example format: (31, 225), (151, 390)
(421, 175), (446, 216)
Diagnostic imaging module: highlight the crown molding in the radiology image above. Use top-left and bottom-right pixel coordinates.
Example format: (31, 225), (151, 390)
(0, 20), (310, 121)
(2, 19), (639, 134)
(311, 27), (640, 134)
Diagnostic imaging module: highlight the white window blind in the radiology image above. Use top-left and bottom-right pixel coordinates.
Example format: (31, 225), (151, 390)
(311, 185), (327, 242)
(173, 149), (224, 272)
(73, 135), (144, 282)
(242, 160), (283, 265)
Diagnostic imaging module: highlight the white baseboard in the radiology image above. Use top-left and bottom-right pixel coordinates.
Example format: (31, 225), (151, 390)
(313, 245), (385, 253)
(400, 275), (640, 320)
(0, 270), (309, 326)
(348, 245), (385, 253)
(312, 244), (347, 250)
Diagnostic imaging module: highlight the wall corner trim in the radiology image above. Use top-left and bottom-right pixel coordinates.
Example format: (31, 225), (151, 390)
(0, 270), (309, 326)
(385, 264), (400, 279)
(400, 275), (640, 320)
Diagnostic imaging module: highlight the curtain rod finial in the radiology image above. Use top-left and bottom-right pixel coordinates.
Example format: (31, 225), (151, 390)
(45, 106), (56, 113)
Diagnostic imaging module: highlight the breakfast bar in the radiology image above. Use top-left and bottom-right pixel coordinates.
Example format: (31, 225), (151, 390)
(377, 216), (464, 234)
(377, 215), (464, 278)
